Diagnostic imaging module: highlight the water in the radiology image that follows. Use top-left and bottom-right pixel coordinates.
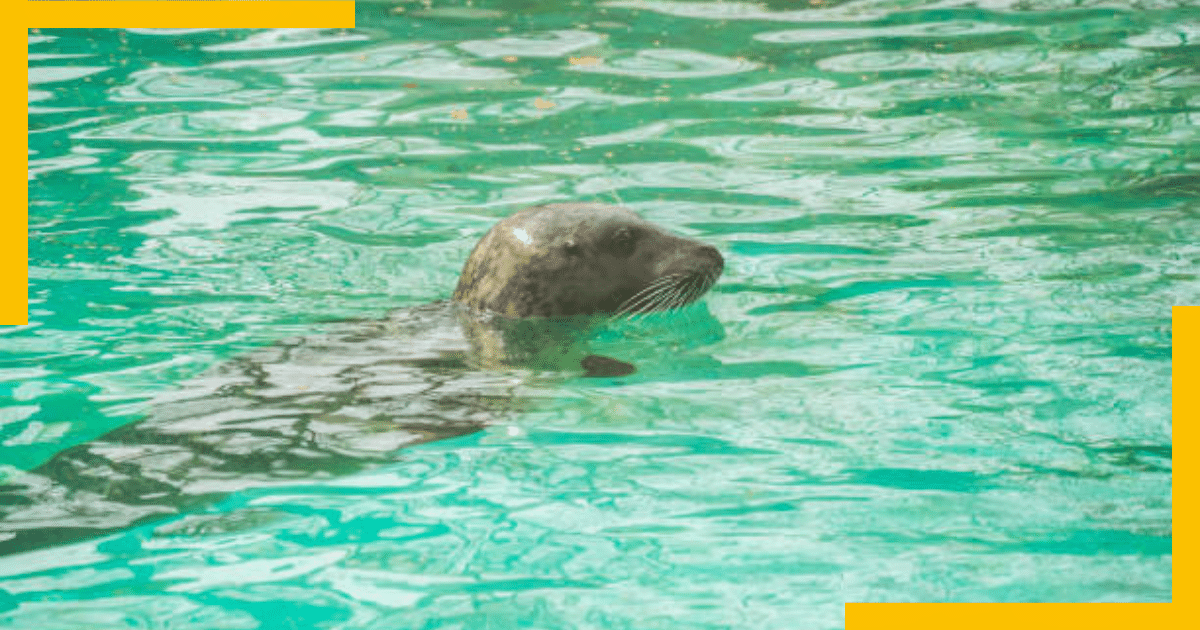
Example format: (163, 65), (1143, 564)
(8, 0), (1190, 627)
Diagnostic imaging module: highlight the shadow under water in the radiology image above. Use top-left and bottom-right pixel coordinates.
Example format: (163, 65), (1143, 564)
(0, 302), (664, 555)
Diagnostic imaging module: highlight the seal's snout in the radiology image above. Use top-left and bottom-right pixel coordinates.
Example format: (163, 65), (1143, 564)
(671, 242), (723, 281)
(699, 243), (724, 276)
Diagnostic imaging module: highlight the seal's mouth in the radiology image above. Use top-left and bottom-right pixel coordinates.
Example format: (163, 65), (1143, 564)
(613, 268), (722, 317)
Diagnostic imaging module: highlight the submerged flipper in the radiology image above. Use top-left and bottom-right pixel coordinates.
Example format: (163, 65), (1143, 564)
(581, 355), (636, 378)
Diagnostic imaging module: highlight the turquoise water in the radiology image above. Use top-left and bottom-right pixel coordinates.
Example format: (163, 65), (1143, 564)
(9, 0), (1191, 626)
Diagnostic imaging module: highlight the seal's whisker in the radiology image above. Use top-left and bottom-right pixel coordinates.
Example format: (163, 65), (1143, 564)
(661, 277), (690, 307)
(656, 283), (681, 311)
(664, 280), (692, 311)
(615, 274), (683, 317)
(648, 286), (678, 314)
(667, 276), (697, 311)
(632, 281), (678, 316)
(613, 270), (721, 319)
(693, 273), (713, 302)
(692, 273), (715, 302)
(614, 282), (668, 317)
(671, 278), (696, 309)
(624, 285), (674, 317)
(687, 279), (704, 306)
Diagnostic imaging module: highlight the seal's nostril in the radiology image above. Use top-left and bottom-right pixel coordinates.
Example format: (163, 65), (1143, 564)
(702, 245), (724, 272)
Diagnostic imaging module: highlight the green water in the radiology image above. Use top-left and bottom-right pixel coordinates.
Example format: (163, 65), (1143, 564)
(8, 0), (1191, 627)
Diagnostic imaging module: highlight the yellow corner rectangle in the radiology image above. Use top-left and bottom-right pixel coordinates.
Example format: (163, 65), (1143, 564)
(24, 1), (355, 29)
(849, 306), (1186, 625)
(10, 2), (355, 324)
(5, 24), (27, 325)
(846, 602), (1175, 629)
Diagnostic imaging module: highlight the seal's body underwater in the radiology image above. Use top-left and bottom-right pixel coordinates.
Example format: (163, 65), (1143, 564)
(454, 203), (723, 318)
(0, 203), (723, 555)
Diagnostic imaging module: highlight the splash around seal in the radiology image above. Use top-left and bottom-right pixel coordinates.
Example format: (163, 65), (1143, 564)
(452, 203), (724, 318)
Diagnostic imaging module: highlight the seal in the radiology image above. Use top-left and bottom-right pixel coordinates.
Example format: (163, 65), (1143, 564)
(453, 203), (724, 318)
(0, 203), (726, 556)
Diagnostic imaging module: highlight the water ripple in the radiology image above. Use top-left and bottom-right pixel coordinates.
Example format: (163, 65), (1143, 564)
(458, 29), (606, 58)
(213, 43), (515, 84)
(568, 48), (759, 78)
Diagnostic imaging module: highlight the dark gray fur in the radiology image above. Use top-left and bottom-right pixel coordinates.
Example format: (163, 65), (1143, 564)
(453, 203), (723, 318)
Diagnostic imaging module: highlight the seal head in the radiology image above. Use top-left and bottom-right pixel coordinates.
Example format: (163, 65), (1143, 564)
(453, 203), (723, 318)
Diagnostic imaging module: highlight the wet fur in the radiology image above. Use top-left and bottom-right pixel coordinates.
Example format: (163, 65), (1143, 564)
(453, 203), (723, 318)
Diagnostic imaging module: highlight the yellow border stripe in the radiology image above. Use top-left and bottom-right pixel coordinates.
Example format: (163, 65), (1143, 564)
(1175, 305), (1192, 603)
(3, 15), (27, 325)
(850, 307), (1185, 625)
(8, 2), (354, 325)
(847, 602), (1173, 628)
(24, 1), (355, 28)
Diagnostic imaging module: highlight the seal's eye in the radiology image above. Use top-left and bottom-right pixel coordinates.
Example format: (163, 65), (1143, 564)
(563, 238), (581, 256)
(604, 226), (638, 258)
